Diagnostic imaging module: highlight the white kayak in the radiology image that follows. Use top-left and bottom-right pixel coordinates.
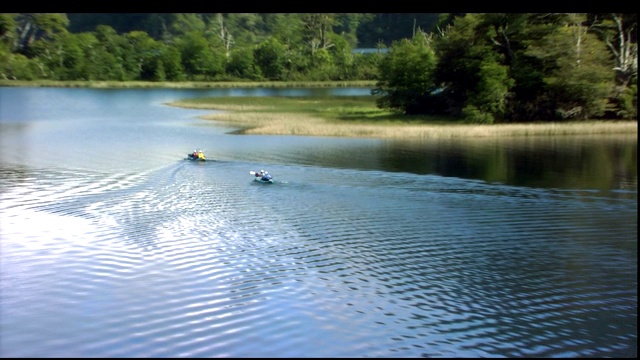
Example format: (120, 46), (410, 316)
(250, 171), (274, 183)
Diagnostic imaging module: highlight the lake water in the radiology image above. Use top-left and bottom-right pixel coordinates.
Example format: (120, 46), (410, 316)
(0, 87), (636, 357)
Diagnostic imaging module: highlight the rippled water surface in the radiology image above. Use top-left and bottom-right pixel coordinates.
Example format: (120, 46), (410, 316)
(0, 87), (636, 357)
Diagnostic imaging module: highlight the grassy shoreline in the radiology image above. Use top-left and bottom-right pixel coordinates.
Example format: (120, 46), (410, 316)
(3, 80), (636, 139)
(167, 98), (638, 140)
(200, 113), (638, 139)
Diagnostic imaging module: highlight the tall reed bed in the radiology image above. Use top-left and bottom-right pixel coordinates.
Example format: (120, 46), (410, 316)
(168, 96), (638, 139)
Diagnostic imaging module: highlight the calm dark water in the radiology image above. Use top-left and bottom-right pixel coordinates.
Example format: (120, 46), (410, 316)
(0, 87), (636, 357)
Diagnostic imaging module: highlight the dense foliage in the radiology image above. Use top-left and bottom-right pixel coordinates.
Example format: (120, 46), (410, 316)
(375, 13), (637, 122)
(0, 13), (396, 83)
(0, 13), (636, 122)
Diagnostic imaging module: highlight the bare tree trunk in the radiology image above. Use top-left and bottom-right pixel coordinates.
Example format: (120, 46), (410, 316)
(594, 13), (638, 89)
(566, 13), (590, 67)
(573, 14), (582, 65)
(304, 14), (335, 55)
(17, 19), (35, 51)
(216, 14), (233, 57)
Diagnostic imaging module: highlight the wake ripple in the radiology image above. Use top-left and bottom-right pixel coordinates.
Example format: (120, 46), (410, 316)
(0, 164), (636, 357)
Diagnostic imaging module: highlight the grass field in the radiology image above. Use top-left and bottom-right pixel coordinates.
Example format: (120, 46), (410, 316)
(168, 96), (638, 139)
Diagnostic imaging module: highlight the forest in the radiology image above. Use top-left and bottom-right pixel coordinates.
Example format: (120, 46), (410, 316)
(0, 13), (637, 123)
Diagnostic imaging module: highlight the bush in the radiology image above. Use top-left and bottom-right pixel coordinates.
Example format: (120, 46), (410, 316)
(462, 105), (494, 124)
(616, 84), (638, 120)
(0, 52), (40, 80)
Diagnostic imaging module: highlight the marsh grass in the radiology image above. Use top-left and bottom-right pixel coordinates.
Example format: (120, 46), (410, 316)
(168, 96), (638, 139)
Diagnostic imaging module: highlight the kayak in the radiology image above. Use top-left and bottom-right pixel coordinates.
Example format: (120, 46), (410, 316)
(250, 170), (274, 183)
(187, 150), (206, 161)
(187, 153), (206, 161)
(254, 176), (274, 184)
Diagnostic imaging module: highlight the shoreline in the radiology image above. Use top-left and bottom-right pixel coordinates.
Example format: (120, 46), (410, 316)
(3, 81), (636, 140)
(212, 118), (639, 140)
(0, 80), (376, 89)
(167, 102), (638, 140)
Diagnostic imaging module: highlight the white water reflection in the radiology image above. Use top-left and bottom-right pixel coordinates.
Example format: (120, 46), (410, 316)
(0, 87), (636, 358)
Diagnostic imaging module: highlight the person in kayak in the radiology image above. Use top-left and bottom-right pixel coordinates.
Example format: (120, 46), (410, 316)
(255, 170), (271, 180)
(192, 150), (198, 158)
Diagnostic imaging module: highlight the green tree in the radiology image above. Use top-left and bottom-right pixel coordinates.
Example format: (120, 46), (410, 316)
(373, 31), (438, 114)
(587, 13), (637, 118)
(0, 41), (39, 80)
(125, 31), (161, 80)
(94, 25), (138, 80)
(28, 31), (81, 80)
(89, 48), (123, 80)
(176, 31), (221, 80)
(264, 14), (304, 48)
(157, 45), (184, 81)
(328, 32), (354, 80)
(587, 13), (637, 88)
(300, 13), (337, 56)
(309, 48), (333, 80)
(13, 13), (69, 57)
(226, 46), (262, 80)
(434, 13), (573, 121)
(216, 13), (267, 48)
(170, 14), (206, 38)
(433, 14), (488, 117)
(282, 49), (311, 81)
(351, 52), (382, 80)
(57, 32), (88, 80)
(333, 14), (374, 48)
(464, 58), (514, 123)
(154, 59), (166, 81)
(254, 37), (287, 80)
(0, 13), (18, 49)
(525, 14), (615, 120)
(69, 32), (99, 80)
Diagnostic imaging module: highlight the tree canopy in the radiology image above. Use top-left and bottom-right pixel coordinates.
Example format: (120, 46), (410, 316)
(0, 12), (636, 122)
(375, 13), (637, 122)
